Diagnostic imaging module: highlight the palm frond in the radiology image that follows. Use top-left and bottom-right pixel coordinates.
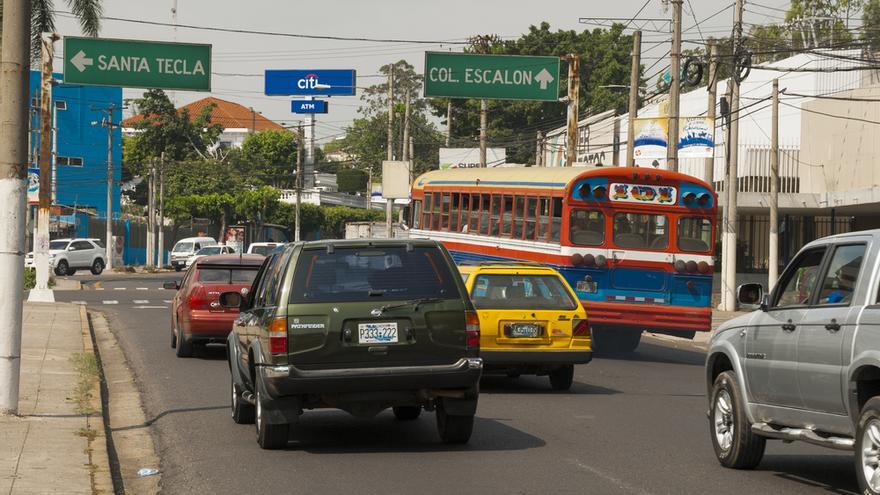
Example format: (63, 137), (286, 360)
(30, 0), (55, 62)
(67, 0), (102, 37)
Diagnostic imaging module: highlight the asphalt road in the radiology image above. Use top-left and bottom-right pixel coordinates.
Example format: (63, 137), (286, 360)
(56, 272), (858, 495)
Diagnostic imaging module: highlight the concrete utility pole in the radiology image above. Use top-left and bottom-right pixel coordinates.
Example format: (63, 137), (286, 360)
(626, 30), (642, 167)
(566, 54), (580, 167)
(304, 97), (316, 188)
(147, 161), (155, 269)
(445, 100), (453, 147)
(295, 124), (303, 243)
(704, 41), (718, 184)
(158, 154), (165, 268)
(0, 0), (32, 416)
(104, 106), (117, 272)
(722, 0), (744, 311)
(31, 33), (59, 302)
(479, 100), (488, 167)
(386, 66), (395, 161)
(667, 0), (683, 172)
(402, 93), (411, 162)
(769, 79), (780, 290)
(536, 130), (545, 166)
(612, 113), (621, 165)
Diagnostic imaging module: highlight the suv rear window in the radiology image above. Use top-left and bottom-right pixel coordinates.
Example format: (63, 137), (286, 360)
(291, 246), (461, 303)
(470, 274), (577, 310)
(196, 267), (260, 284)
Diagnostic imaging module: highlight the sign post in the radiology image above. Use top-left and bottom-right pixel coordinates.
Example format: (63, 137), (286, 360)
(63, 36), (211, 91)
(424, 52), (560, 101)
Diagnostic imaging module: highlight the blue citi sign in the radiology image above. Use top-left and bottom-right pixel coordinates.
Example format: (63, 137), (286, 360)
(292, 100), (328, 114)
(265, 69), (356, 96)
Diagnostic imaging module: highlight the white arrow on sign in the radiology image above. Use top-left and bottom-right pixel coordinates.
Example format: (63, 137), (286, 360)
(71, 50), (94, 72)
(535, 68), (554, 90)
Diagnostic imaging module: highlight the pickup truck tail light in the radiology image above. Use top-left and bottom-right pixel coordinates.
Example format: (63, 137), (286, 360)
(268, 317), (287, 354)
(572, 318), (590, 337)
(465, 311), (480, 350)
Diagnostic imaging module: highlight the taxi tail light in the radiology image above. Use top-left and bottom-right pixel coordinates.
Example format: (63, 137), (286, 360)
(572, 319), (590, 337)
(465, 311), (480, 350)
(268, 317), (288, 354)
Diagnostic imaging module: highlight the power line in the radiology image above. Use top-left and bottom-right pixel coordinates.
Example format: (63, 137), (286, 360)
(782, 100), (880, 125)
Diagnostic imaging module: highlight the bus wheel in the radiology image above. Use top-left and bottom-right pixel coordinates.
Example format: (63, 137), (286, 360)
(594, 327), (641, 353)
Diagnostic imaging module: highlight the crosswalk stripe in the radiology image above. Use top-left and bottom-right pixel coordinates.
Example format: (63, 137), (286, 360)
(101, 300), (118, 305)
(136, 287), (149, 291)
(114, 287), (127, 290)
(133, 300), (149, 304)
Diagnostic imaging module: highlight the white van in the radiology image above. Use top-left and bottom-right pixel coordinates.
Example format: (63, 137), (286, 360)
(170, 237), (217, 271)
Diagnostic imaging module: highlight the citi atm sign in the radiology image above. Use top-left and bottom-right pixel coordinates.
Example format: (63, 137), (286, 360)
(264, 69), (356, 96)
(291, 99), (328, 114)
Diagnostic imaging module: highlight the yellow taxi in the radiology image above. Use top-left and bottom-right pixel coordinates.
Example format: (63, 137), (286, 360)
(458, 262), (592, 390)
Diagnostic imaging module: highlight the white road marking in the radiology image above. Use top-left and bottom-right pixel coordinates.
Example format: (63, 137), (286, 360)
(114, 287), (127, 290)
(136, 287), (149, 290)
(157, 287), (165, 290)
(567, 459), (655, 495)
(101, 300), (118, 305)
(95, 288), (104, 291)
(163, 300), (173, 304)
(134, 305), (167, 309)
(133, 300), (149, 304)
(71, 301), (87, 305)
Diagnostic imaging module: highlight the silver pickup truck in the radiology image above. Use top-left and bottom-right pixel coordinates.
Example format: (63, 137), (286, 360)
(706, 230), (880, 493)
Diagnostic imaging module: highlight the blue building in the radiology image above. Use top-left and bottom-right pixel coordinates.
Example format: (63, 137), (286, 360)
(29, 71), (122, 219)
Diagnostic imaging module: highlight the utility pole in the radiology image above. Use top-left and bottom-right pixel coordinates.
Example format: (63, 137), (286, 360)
(146, 161), (155, 269)
(295, 124), (303, 243)
(249, 107), (256, 134)
(158, 154), (165, 268)
(402, 92), (411, 162)
(103, 106), (118, 272)
(667, 0), (683, 172)
(704, 41), (718, 184)
(31, 33), (59, 302)
(480, 100), (488, 167)
(566, 54), (580, 167)
(612, 113), (621, 165)
(536, 130), (545, 166)
(0, 0), (32, 416)
(386, 66), (395, 161)
(445, 100), (453, 147)
(304, 97), (316, 188)
(626, 30), (642, 167)
(722, 0), (744, 311)
(769, 79), (780, 290)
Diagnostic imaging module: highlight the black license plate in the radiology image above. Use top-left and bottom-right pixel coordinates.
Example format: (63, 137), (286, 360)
(508, 323), (541, 338)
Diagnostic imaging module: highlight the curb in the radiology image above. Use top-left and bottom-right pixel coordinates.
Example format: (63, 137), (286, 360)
(88, 311), (162, 494)
(78, 305), (115, 495)
(643, 332), (710, 352)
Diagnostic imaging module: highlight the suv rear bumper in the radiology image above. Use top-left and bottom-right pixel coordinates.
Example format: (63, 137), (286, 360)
(260, 357), (483, 396)
(481, 349), (592, 366)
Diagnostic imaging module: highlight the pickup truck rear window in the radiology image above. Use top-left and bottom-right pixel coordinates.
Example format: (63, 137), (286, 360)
(291, 246), (461, 303)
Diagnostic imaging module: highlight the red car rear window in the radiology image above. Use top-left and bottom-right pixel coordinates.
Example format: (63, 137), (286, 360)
(196, 267), (259, 284)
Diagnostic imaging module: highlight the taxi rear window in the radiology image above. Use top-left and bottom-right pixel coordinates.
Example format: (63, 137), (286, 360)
(470, 274), (577, 310)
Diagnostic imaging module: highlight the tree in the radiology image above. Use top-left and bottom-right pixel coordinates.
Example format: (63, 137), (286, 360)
(0, 0), (103, 60)
(336, 168), (368, 193)
(239, 130), (298, 188)
(864, 0), (880, 48)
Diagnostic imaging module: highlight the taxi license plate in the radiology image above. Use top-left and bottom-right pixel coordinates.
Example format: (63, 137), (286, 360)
(508, 323), (541, 338)
(358, 322), (399, 344)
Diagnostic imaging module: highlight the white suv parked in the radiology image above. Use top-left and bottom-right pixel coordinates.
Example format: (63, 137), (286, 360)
(25, 238), (107, 276)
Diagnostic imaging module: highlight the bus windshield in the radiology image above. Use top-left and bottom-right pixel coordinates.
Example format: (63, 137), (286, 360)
(613, 213), (668, 250)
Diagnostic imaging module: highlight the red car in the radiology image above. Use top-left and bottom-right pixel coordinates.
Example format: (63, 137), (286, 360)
(167, 254), (265, 357)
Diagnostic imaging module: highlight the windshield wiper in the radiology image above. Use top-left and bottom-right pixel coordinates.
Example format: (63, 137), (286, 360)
(379, 297), (444, 313)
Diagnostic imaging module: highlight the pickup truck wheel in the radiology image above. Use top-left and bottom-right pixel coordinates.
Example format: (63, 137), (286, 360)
(856, 397), (880, 494)
(231, 377), (255, 425)
(255, 383), (288, 449)
(710, 371), (765, 469)
(436, 401), (474, 444)
(174, 326), (193, 358)
(549, 364), (574, 391)
(90, 259), (104, 275)
(392, 406), (421, 421)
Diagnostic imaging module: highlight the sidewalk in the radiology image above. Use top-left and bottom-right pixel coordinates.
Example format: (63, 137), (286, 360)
(645, 310), (749, 351)
(0, 303), (112, 494)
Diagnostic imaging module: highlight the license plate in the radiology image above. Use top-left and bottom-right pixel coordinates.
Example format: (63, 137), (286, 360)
(508, 323), (541, 338)
(358, 322), (399, 344)
(577, 280), (598, 293)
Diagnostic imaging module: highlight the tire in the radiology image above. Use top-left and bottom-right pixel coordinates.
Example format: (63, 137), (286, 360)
(90, 258), (104, 275)
(231, 376), (255, 425)
(255, 379), (288, 449)
(67, 269), (77, 275)
(54, 260), (69, 276)
(170, 326), (177, 348)
(549, 364), (575, 391)
(855, 397), (880, 494)
(436, 400), (474, 444)
(594, 328), (641, 353)
(392, 406), (421, 421)
(174, 265), (182, 272)
(174, 325), (193, 358)
(709, 371), (765, 469)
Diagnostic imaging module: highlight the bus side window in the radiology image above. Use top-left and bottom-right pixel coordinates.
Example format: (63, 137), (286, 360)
(501, 195), (514, 237)
(490, 194), (501, 236)
(525, 197), (538, 240)
(412, 200), (422, 229)
(449, 193), (460, 232)
(422, 193), (432, 230)
(440, 192), (450, 230)
(459, 194), (470, 233)
(538, 198), (550, 241)
(479, 194), (490, 235)
(550, 197), (563, 242)
(432, 192), (442, 230)
(469, 194), (480, 233)
(513, 196), (525, 239)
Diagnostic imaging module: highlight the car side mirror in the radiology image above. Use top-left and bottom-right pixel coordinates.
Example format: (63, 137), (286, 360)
(67, 246), (76, 251)
(219, 291), (244, 310)
(737, 283), (765, 311)
(163, 281), (180, 290)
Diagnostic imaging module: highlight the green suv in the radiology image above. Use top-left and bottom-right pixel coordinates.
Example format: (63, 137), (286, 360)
(221, 239), (483, 449)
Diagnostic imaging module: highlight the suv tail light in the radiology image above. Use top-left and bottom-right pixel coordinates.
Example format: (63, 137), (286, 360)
(572, 318), (590, 337)
(268, 317), (287, 354)
(465, 311), (480, 350)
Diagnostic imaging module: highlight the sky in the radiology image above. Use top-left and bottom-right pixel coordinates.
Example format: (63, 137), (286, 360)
(52, 0), (791, 144)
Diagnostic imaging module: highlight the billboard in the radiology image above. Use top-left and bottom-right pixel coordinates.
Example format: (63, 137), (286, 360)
(27, 168), (39, 205)
(633, 117), (715, 167)
(439, 148), (506, 169)
(264, 69), (356, 96)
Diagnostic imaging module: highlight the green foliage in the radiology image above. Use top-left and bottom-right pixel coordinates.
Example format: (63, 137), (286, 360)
(865, 0), (880, 49)
(26, 0), (102, 61)
(336, 168), (368, 193)
(240, 130), (298, 188)
(320, 206), (385, 239)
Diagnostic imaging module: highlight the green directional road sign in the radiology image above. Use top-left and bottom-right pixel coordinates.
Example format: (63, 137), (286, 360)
(63, 36), (211, 91)
(424, 52), (560, 101)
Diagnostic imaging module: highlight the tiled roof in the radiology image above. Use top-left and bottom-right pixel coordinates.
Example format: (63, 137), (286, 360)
(122, 96), (284, 131)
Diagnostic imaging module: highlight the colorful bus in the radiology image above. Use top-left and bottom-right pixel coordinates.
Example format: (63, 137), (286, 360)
(408, 166), (717, 352)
